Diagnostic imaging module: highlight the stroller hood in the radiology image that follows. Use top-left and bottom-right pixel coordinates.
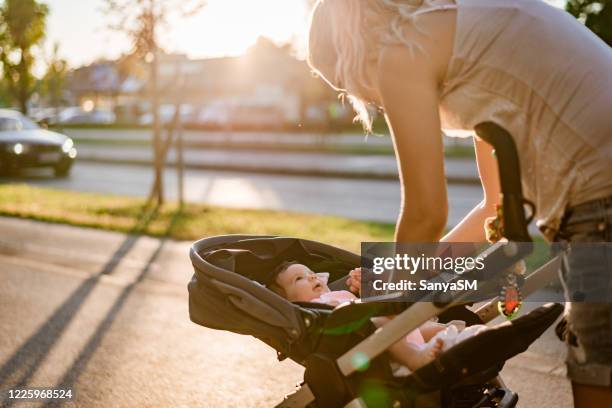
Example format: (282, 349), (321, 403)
(188, 235), (359, 355)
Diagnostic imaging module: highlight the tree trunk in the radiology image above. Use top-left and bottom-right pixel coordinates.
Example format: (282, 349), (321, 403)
(18, 95), (28, 115)
(18, 51), (30, 115)
(151, 48), (163, 206)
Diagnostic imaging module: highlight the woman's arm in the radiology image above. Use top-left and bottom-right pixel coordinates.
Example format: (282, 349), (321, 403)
(378, 44), (501, 244)
(378, 44), (448, 242)
(376, 10), (458, 243)
(441, 136), (501, 243)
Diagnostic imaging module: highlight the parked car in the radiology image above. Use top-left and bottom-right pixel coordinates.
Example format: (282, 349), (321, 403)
(31, 107), (62, 126)
(195, 102), (285, 128)
(57, 107), (116, 125)
(0, 109), (77, 177)
(196, 102), (231, 126)
(138, 104), (195, 126)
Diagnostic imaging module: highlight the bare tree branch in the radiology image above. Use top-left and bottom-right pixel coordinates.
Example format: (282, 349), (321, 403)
(101, 0), (207, 206)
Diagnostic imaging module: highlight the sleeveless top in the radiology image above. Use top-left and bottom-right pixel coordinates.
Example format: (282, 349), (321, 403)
(414, 0), (612, 240)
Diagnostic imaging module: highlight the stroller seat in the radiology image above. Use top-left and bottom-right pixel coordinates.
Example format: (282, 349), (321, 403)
(188, 235), (563, 408)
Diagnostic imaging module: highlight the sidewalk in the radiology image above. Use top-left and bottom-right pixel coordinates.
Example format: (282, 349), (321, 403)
(74, 144), (481, 184)
(0, 216), (301, 407)
(0, 215), (192, 291)
(0, 217), (572, 408)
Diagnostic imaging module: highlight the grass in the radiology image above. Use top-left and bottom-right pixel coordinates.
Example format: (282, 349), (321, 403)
(0, 184), (395, 253)
(444, 144), (476, 159)
(62, 133), (475, 159)
(1, 184), (549, 269)
(70, 137), (476, 158)
(50, 123), (369, 133)
(65, 136), (397, 155)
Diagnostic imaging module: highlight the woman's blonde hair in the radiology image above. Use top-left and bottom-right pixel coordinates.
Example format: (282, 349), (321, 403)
(307, 0), (431, 132)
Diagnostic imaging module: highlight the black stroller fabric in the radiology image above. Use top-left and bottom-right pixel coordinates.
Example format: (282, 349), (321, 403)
(407, 302), (563, 390)
(203, 237), (354, 285)
(189, 235), (563, 401)
(189, 236), (360, 359)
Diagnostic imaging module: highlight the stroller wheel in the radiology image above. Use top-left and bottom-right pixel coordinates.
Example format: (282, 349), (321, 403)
(442, 383), (518, 408)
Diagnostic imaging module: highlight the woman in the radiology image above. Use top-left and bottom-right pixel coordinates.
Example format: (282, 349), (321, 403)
(306, 0), (612, 406)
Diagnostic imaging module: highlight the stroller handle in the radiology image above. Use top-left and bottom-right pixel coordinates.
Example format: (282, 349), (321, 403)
(474, 122), (533, 242)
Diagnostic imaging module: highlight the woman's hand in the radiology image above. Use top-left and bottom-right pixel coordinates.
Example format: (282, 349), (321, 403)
(441, 137), (500, 243)
(346, 268), (362, 294)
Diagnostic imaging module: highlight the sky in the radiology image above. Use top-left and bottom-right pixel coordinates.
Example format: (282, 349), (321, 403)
(43, 0), (566, 70)
(43, 0), (310, 69)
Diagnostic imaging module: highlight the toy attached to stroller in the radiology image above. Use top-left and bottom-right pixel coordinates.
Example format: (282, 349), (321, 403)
(187, 123), (564, 408)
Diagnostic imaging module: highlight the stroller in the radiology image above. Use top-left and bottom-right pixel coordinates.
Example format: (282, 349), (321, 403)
(188, 123), (564, 408)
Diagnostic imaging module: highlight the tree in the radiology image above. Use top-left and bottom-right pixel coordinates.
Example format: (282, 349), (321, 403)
(566, 0), (612, 46)
(103, 0), (205, 207)
(0, 0), (49, 114)
(41, 43), (68, 117)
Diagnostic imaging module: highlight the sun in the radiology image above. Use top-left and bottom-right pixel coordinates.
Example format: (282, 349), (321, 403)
(170, 0), (309, 59)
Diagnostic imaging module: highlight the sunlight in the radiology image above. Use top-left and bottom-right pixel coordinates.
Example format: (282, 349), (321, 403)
(171, 0), (309, 58)
(43, 0), (566, 67)
(198, 178), (282, 209)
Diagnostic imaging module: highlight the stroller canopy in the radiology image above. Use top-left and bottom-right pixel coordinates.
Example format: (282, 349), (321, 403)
(188, 235), (358, 356)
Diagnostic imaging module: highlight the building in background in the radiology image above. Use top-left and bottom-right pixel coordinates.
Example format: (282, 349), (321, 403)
(62, 37), (353, 129)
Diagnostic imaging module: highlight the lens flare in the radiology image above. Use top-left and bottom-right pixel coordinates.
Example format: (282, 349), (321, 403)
(351, 352), (370, 371)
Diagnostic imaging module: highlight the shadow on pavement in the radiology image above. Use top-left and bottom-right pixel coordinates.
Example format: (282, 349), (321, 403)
(0, 202), (183, 406)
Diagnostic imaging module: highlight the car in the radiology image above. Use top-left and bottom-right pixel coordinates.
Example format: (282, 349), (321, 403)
(195, 102), (285, 128)
(138, 104), (195, 126)
(31, 107), (61, 126)
(196, 102), (231, 127)
(57, 107), (116, 125)
(0, 109), (77, 177)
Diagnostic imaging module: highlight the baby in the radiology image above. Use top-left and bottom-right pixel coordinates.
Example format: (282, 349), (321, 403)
(267, 261), (448, 371)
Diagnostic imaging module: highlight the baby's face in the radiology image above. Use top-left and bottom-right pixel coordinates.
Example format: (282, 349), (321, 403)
(276, 264), (330, 302)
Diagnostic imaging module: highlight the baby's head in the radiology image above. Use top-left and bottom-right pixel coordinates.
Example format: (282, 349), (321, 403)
(268, 261), (330, 302)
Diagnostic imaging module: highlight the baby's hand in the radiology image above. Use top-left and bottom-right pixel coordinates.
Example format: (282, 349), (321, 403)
(346, 268), (362, 294)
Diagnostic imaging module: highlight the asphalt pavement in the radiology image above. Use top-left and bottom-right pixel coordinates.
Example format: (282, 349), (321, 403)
(10, 162), (483, 226)
(0, 217), (572, 407)
(0, 217), (302, 407)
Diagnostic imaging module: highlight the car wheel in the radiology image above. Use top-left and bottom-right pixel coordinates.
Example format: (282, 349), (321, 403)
(54, 161), (72, 178)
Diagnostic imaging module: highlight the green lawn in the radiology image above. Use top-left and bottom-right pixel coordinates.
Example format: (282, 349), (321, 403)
(54, 125), (475, 158)
(0, 184), (547, 268)
(0, 184), (394, 252)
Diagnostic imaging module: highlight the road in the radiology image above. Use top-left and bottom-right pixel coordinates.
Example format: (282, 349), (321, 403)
(0, 218), (302, 408)
(7, 162), (483, 226)
(0, 218), (572, 407)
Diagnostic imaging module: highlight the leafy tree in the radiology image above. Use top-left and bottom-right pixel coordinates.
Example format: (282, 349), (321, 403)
(41, 43), (68, 116)
(0, 0), (49, 114)
(566, 0), (612, 46)
(104, 0), (206, 207)
(0, 79), (11, 107)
